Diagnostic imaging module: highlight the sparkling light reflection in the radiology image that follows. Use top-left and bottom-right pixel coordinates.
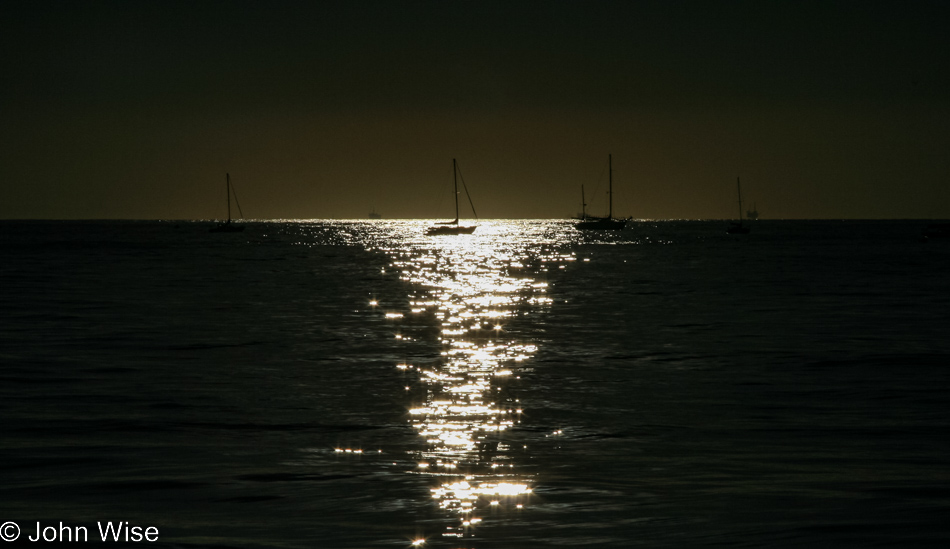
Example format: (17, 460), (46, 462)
(371, 221), (575, 540)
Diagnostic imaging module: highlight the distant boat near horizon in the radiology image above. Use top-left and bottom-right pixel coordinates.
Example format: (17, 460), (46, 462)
(369, 209), (382, 219)
(426, 159), (477, 235)
(575, 154), (627, 230)
(209, 173), (245, 233)
(726, 177), (750, 234)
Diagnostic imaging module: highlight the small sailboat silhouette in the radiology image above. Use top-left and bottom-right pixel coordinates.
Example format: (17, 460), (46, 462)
(210, 173), (245, 233)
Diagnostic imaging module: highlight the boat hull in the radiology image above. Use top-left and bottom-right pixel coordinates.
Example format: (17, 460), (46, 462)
(726, 222), (750, 234)
(426, 225), (476, 235)
(575, 218), (626, 230)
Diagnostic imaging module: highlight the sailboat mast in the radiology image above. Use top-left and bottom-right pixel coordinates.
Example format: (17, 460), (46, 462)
(608, 154), (613, 219)
(581, 185), (587, 219)
(226, 173), (231, 222)
(453, 158), (459, 224)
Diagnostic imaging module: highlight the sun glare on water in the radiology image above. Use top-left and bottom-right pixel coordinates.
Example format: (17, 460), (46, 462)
(374, 221), (574, 540)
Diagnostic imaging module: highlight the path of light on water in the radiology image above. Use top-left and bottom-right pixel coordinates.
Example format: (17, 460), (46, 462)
(375, 221), (575, 541)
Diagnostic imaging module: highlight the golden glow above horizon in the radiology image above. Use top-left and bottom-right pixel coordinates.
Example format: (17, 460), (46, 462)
(376, 221), (573, 540)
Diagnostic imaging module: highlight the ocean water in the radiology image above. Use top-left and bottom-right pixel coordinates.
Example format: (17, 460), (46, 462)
(1, 219), (949, 548)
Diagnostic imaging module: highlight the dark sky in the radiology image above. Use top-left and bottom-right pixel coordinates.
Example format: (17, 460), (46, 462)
(3, 0), (949, 219)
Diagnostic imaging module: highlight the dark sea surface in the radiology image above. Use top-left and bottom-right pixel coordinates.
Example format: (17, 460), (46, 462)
(1, 219), (949, 548)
